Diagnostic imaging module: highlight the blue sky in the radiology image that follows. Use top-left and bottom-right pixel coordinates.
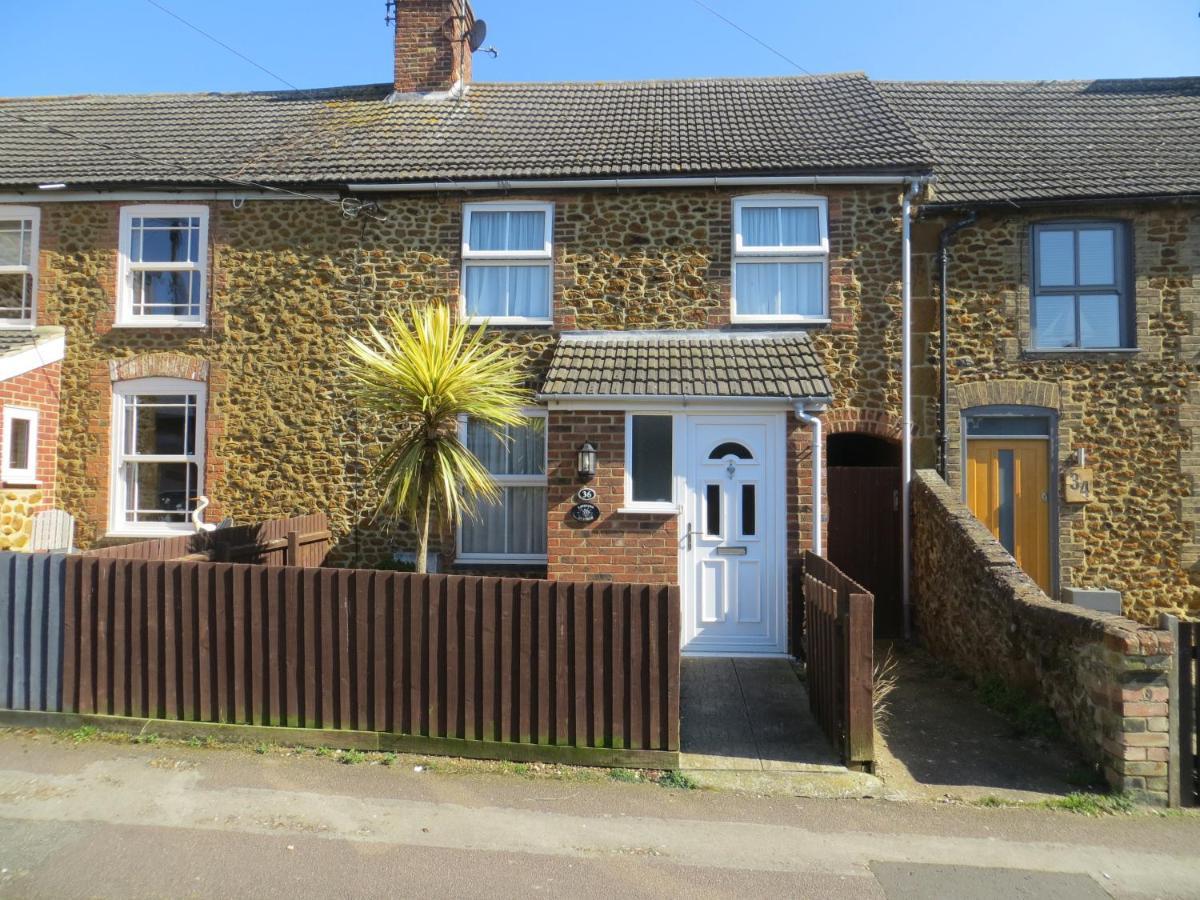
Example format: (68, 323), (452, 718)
(2, 0), (1197, 96)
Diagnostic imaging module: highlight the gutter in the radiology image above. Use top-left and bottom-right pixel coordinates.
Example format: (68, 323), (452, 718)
(900, 178), (925, 641)
(794, 402), (827, 557)
(348, 174), (926, 192)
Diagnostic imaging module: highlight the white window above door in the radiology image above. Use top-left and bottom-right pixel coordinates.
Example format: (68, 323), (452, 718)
(461, 202), (554, 325)
(732, 196), (829, 324)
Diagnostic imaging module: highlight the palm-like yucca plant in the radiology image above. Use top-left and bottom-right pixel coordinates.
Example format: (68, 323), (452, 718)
(345, 303), (531, 573)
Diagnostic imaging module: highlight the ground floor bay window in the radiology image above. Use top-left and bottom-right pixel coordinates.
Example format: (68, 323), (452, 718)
(109, 378), (205, 536)
(457, 412), (547, 564)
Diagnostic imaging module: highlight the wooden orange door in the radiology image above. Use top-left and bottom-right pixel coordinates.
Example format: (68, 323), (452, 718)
(966, 440), (1051, 593)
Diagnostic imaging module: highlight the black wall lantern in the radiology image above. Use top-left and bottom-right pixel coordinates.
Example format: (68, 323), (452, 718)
(577, 441), (597, 481)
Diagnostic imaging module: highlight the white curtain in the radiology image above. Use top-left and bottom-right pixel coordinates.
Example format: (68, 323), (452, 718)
(461, 494), (506, 554)
(468, 210), (507, 251)
(507, 487), (547, 555)
(742, 207), (778, 247)
(736, 262), (775, 314)
(508, 211), (544, 251)
(464, 266), (506, 317)
(780, 207), (818, 245)
(465, 419), (507, 473)
(778, 262), (822, 316)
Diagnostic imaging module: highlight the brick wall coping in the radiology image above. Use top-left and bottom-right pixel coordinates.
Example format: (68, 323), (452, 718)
(914, 469), (1173, 659)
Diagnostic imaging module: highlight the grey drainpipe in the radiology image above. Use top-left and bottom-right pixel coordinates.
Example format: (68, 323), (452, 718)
(936, 212), (977, 478)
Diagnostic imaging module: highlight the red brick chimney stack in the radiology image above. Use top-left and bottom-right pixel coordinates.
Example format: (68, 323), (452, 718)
(392, 0), (475, 95)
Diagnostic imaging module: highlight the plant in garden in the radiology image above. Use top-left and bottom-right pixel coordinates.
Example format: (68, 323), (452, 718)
(346, 303), (531, 573)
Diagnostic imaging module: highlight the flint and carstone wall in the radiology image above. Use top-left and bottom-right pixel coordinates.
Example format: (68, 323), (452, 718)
(915, 205), (1200, 621)
(37, 187), (913, 571)
(912, 469), (1174, 804)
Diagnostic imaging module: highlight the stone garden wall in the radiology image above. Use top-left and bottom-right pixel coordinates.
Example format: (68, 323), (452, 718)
(911, 469), (1174, 804)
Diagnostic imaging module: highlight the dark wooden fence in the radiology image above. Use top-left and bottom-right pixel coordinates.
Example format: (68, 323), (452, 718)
(1168, 617), (1198, 807)
(80, 514), (330, 567)
(59, 556), (679, 757)
(803, 551), (874, 770)
(0, 552), (66, 712)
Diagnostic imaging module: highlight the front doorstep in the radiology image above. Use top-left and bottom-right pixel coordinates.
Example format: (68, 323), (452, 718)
(0, 709), (680, 771)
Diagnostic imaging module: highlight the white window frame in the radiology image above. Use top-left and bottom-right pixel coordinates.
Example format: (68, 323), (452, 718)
(116, 204), (209, 327)
(108, 377), (206, 537)
(731, 195), (829, 324)
(2, 406), (39, 484)
(0, 206), (40, 328)
(455, 408), (549, 564)
(461, 201), (554, 326)
(622, 411), (682, 514)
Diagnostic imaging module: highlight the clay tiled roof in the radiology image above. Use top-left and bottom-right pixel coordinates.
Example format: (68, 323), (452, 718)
(538, 331), (831, 400)
(0, 74), (931, 188)
(878, 78), (1200, 205)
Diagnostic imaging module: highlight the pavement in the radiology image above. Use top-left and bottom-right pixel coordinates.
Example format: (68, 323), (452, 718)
(0, 730), (1197, 899)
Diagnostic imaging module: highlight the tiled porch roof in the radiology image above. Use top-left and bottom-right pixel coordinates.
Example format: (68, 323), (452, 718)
(538, 331), (832, 400)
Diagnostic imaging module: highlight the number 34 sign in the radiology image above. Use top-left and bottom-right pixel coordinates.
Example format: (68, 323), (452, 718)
(1064, 466), (1094, 503)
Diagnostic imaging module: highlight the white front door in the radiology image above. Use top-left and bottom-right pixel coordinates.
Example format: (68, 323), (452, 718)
(682, 415), (786, 655)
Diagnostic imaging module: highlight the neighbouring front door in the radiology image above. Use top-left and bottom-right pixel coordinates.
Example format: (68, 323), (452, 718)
(966, 438), (1052, 594)
(682, 415), (785, 655)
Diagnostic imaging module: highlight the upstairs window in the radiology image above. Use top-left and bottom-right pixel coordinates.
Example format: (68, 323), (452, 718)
(1031, 222), (1131, 349)
(110, 379), (205, 534)
(462, 202), (553, 324)
(0, 206), (39, 327)
(117, 205), (208, 326)
(2, 407), (38, 484)
(458, 413), (548, 562)
(732, 196), (829, 322)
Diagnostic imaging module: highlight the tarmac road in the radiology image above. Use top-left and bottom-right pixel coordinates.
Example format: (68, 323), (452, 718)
(0, 731), (1196, 899)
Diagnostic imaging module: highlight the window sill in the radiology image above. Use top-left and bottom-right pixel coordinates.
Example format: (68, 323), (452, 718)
(1, 478), (40, 488)
(0, 323), (36, 330)
(107, 525), (195, 539)
(1022, 347), (1140, 357)
(456, 555), (549, 565)
(618, 505), (679, 516)
(730, 316), (831, 326)
(464, 318), (553, 328)
(112, 320), (208, 329)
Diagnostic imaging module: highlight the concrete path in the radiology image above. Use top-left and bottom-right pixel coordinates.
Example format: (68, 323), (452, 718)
(678, 658), (883, 797)
(0, 732), (1198, 898)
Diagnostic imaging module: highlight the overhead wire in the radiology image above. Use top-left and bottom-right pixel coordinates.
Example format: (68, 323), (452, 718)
(143, 0), (301, 91)
(687, 0), (814, 75)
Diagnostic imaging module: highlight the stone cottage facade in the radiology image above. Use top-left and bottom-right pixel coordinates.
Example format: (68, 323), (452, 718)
(0, 0), (1195, 651)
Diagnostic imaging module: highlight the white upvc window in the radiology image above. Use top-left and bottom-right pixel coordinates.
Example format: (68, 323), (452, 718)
(623, 412), (679, 513)
(109, 378), (206, 535)
(461, 202), (553, 324)
(117, 205), (208, 326)
(457, 411), (548, 563)
(0, 206), (40, 327)
(732, 195), (829, 323)
(2, 406), (38, 484)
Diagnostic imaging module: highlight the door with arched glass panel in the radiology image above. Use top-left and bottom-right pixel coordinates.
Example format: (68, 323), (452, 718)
(682, 415), (785, 654)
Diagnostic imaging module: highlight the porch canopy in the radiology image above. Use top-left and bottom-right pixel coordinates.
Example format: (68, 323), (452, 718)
(537, 330), (832, 402)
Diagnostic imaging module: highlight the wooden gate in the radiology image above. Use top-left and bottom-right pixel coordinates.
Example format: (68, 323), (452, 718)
(828, 466), (902, 637)
(803, 552), (874, 770)
(1168, 617), (1198, 807)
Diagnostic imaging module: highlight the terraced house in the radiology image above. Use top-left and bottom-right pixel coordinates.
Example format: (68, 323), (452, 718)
(0, 0), (1195, 655)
